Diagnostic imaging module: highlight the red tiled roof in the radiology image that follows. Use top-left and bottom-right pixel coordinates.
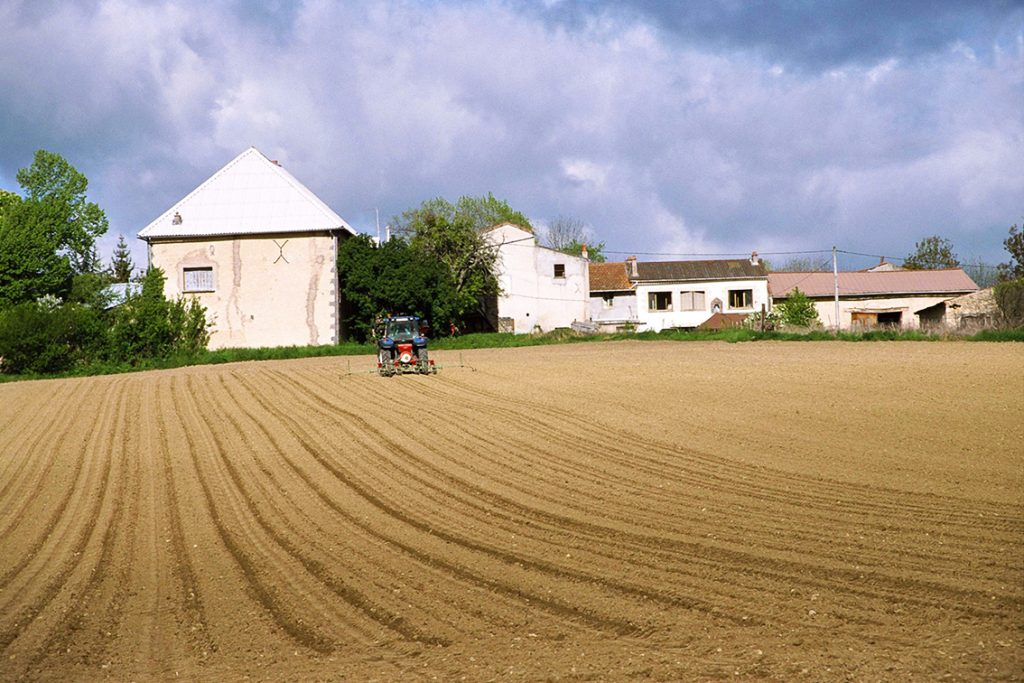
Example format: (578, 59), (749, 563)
(769, 269), (978, 298)
(589, 262), (634, 292)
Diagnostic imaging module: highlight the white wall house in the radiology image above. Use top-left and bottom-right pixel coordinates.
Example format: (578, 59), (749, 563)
(768, 270), (978, 330)
(483, 223), (589, 333)
(630, 255), (770, 332)
(139, 147), (356, 349)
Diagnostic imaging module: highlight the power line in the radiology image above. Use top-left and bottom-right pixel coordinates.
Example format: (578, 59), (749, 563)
(602, 249), (833, 257)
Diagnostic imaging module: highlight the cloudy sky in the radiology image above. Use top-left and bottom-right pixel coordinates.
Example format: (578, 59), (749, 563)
(1, 0), (1021, 269)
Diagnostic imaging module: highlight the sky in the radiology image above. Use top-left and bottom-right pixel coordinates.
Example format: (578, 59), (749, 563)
(1, 0), (1021, 271)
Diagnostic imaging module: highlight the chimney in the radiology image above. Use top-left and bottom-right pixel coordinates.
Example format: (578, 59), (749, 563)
(750, 250), (760, 266)
(581, 242), (589, 260)
(626, 255), (638, 278)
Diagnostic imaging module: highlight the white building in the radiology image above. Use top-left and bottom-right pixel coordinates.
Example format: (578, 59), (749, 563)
(768, 269), (979, 330)
(139, 147), (356, 349)
(482, 223), (590, 333)
(629, 255), (770, 332)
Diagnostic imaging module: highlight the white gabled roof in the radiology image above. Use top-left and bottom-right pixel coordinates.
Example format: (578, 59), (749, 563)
(138, 147), (355, 240)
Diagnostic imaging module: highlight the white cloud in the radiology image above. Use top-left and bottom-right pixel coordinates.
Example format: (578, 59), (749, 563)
(0, 0), (1020, 268)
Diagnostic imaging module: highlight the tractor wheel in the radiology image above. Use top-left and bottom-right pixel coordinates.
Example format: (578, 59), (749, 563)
(417, 349), (429, 374)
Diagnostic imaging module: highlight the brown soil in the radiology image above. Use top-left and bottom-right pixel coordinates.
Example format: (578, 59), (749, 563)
(1, 341), (1021, 681)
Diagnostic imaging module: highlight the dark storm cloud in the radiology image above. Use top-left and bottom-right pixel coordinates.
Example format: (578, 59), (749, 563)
(540, 0), (1021, 69)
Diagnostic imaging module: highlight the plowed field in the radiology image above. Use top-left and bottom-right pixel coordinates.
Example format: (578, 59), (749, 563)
(1, 341), (1021, 681)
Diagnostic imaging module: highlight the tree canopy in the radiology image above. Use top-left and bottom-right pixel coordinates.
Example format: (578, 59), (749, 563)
(0, 150), (109, 307)
(337, 235), (458, 342)
(903, 235), (960, 270)
(998, 223), (1023, 281)
(394, 193), (532, 236)
(110, 234), (136, 283)
(390, 194), (525, 325)
(543, 216), (606, 262)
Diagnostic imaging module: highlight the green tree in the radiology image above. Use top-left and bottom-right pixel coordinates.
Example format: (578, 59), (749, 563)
(110, 233), (135, 283)
(903, 235), (960, 270)
(558, 239), (606, 262)
(774, 287), (820, 328)
(337, 235), (457, 342)
(0, 196), (75, 307)
(395, 193), (532, 235)
(997, 223), (1024, 281)
(993, 279), (1024, 327)
(0, 151), (109, 307)
(543, 216), (606, 262)
(393, 195), (515, 323)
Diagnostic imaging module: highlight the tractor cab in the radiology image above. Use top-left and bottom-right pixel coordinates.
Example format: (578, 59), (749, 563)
(377, 315), (436, 376)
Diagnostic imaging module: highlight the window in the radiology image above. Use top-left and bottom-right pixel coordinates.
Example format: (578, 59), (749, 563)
(648, 291), (672, 311)
(602, 294), (614, 309)
(553, 263), (566, 278)
(679, 290), (706, 311)
(183, 267), (214, 292)
(728, 289), (753, 309)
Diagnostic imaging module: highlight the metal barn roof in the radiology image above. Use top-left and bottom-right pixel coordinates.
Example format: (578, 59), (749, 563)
(769, 269), (979, 298)
(138, 147), (355, 240)
(635, 259), (767, 282)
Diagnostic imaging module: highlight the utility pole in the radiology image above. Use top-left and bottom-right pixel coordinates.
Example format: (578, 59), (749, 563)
(832, 245), (840, 332)
(375, 208), (381, 245)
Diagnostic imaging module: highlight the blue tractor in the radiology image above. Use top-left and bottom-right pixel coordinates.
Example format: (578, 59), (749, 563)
(377, 315), (436, 376)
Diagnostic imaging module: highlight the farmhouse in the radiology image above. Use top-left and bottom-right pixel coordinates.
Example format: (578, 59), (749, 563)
(768, 268), (979, 330)
(482, 223), (590, 333)
(633, 254), (769, 332)
(589, 254), (769, 332)
(139, 148), (356, 349)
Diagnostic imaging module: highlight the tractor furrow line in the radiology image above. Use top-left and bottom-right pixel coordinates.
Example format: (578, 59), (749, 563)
(171, 376), (338, 655)
(279, 370), (1021, 620)
(262, 369), (762, 629)
(202, 373), (445, 646)
(0, 381), (95, 533)
(243, 373), (657, 636)
(234, 370), (598, 641)
(0, 383), (109, 588)
(152, 377), (218, 661)
(0, 381), (79, 495)
(428, 387), (1023, 543)
(434, 374), (1021, 524)
(0, 379), (125, 657)
(20, 380), (140, 676)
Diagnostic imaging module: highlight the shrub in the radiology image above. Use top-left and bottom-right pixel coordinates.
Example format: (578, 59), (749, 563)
(108, 267), (209, 363)
(993, 278), (1024, 327)
(0, 300), (106, 374)
(774, 288), (820, 328)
